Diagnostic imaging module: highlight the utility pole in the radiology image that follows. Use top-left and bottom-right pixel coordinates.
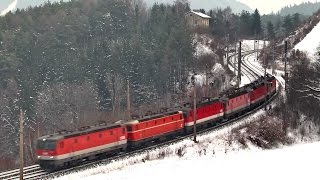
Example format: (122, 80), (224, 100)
(19, 109), (24, 180)
(234, 42), (237, 76)
(263, 40), (268, 110)
(226, 34), (229, 66)
(272, 41), (275, 75)
(237, 41), (242, 87)
(127, 80), (131, 120)
(234, 32), (237, 76)
(191, 75), (197, 143)
(205, 70), (208, 97)
(283, 40), (289, 132)
(284, 40), (288, 92)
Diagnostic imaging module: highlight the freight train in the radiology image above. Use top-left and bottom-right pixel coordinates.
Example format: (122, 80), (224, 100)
(36, 75), (276, 171)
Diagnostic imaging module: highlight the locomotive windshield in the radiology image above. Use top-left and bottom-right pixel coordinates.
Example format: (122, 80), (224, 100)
(37, 139), (56, 150)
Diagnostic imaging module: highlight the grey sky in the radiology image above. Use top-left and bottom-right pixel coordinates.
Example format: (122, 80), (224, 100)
(238, 0), (318, 14)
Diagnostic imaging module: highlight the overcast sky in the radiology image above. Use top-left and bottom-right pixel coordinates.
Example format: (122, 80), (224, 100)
(238, 0), (319, 14)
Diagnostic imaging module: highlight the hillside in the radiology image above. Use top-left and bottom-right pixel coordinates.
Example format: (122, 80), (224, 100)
(278, 2), (320, 16)
(145, 0), (253, 14)
(0, 0), (15, 13)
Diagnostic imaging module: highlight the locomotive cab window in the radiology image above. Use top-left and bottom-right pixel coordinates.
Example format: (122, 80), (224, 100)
(36, 140), (56, 150)
(127, 126), (132, 131)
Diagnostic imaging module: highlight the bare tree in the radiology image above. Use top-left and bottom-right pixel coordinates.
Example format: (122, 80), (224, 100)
(35, 80), (99, 134)
(0, 79), (19, 169)
(105, 73), (126, 119)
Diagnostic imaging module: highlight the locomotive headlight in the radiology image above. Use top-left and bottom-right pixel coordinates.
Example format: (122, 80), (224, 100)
(37, 156), (40, 159)
(50, 156), (54, 159)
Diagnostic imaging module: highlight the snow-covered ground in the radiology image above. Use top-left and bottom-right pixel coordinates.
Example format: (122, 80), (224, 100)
(0, 0), (17, 16)
(242, 39), (268, 52)
(294, 21), (320, 62)
(190, 34), (229, 91)
(55, 141), (320, 180)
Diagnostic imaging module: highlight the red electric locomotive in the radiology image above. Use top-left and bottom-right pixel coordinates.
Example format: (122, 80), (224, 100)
(224, 88), (250, 119)
(267, 75), (277, 97)
(184, 98), (224, 133)
(126, 111), (184, 148)
(249, 78), (267, 109)
(36, 123), (127, 170)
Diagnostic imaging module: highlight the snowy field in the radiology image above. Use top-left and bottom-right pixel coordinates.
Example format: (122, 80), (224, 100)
(294, 21), (320, 62)
(55, 141), (320, 180)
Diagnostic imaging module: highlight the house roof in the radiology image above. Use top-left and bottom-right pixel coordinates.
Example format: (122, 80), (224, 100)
(186, 11), (211, 19)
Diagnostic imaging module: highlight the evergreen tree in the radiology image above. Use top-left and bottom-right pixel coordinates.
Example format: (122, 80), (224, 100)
(267, 21), (275, 39)
(251, 9), (262, 36)
(239, 10), (252, 37)
(292, 13), (301, 27)
(283, 15), (293, 35)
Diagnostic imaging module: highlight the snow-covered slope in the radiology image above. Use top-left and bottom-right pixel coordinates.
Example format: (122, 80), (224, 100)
(0, 0), (70, 16)
(294, 21), (320, 62)
(0, 0), (17, 16)
(55, 141), (320, 180)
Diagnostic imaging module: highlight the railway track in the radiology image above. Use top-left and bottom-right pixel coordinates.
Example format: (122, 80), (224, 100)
(228, 50), (261, 83)
(0, 49), (279, 180)
(244, 57), (266, 76)
(0, 165), (46, 180)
